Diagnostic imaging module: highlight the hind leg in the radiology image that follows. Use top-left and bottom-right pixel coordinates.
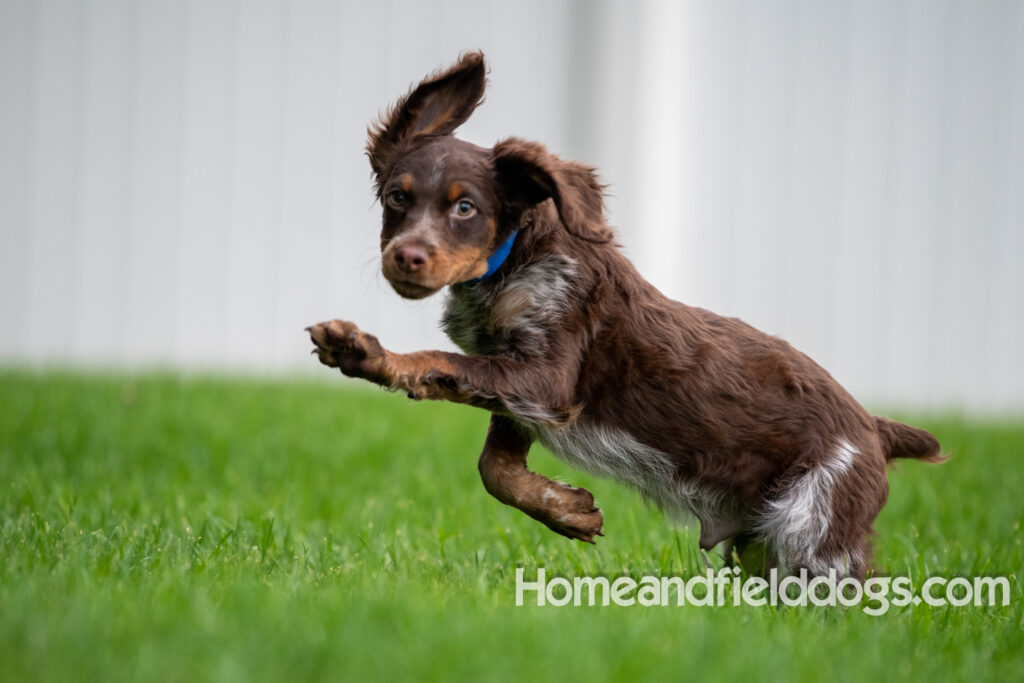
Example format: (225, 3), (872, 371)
(722, 533), (775, 576)
(756, 439), (888, 577)
(809, 460), (888, 578)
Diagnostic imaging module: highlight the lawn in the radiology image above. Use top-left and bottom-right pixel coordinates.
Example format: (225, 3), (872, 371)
(1, 370), (1021, 682)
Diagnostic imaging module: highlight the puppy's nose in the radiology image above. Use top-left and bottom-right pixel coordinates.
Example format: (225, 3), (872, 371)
(393, 245), (429, 273)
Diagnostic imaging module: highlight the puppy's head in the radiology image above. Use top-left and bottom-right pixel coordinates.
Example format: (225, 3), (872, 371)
(367, 52), (611, 299)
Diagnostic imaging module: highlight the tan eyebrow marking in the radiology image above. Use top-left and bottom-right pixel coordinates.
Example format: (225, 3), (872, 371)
(447, 182), (464, 203)
(400, 174), (413, 192)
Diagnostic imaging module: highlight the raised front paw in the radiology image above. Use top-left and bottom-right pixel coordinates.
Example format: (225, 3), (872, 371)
(307, 319), (387, 381)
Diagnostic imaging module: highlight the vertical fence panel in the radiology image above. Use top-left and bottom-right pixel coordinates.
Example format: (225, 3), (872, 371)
(0, 0), (33, 356)
(73, 0), (136, 363)
(24, 1), (85, 358)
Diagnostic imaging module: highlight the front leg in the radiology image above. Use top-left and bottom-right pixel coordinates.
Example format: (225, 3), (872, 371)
(308, 320), (602, 542)
(479, 415), (604, 543)
(307, 319), (577, 425)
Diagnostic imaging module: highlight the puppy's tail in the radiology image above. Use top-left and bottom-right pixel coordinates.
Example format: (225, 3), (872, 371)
(874, 416), (946, 463)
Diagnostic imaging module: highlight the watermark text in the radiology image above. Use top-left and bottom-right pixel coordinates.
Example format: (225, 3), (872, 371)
(514, 567), (1011, 615)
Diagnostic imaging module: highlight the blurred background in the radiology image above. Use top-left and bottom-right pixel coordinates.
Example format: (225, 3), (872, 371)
(0, 0), (1021, 413)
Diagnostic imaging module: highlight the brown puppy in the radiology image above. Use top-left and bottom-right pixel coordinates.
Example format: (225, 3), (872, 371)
(308, 52), (943, 577)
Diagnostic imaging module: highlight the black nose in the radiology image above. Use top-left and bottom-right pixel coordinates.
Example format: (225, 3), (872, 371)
(394, 245), (429, 273)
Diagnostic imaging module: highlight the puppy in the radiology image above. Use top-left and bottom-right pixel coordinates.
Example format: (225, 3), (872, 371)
(308, 52), (943, 576)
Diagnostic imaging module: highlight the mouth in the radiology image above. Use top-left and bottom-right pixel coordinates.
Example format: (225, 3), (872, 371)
(387, 278), (441, 300)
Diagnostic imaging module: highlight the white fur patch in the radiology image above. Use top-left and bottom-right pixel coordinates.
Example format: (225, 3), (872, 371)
(442, 254), (577, 356)
(527, 420), (730, 534)
(755, 438), (858, 573)
(489, 255), (576, 353)
(427, 150), (448, 187)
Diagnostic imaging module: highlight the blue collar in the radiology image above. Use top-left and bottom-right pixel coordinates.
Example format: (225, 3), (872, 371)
(464, 230), (518, 283)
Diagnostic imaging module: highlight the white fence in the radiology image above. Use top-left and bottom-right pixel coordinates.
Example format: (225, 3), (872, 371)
(1, 0), (1021, 412)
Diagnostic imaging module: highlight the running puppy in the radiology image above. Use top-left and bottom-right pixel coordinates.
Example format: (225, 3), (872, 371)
(308, 52), (943, 577)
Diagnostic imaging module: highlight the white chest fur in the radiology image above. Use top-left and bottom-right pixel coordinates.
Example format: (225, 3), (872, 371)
(442, 254), (577, 356)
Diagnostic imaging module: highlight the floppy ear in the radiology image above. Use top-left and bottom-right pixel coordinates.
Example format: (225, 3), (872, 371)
(367, 52), (487, 191)
(492, 138), (613, 243)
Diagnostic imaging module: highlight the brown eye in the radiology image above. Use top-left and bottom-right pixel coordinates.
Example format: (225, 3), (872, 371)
(387, 190), (407, 209)
(453, 199), (475, 218)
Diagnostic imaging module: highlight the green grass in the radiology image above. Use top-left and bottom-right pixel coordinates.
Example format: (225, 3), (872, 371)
(1, 370), (1021, 682)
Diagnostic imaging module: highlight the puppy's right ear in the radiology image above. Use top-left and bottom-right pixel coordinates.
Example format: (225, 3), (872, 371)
(367, 52), (487, 192)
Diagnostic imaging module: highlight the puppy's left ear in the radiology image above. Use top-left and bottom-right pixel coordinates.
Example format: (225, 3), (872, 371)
(367, 52), (487, 190)
(493, 138), (613, 243)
